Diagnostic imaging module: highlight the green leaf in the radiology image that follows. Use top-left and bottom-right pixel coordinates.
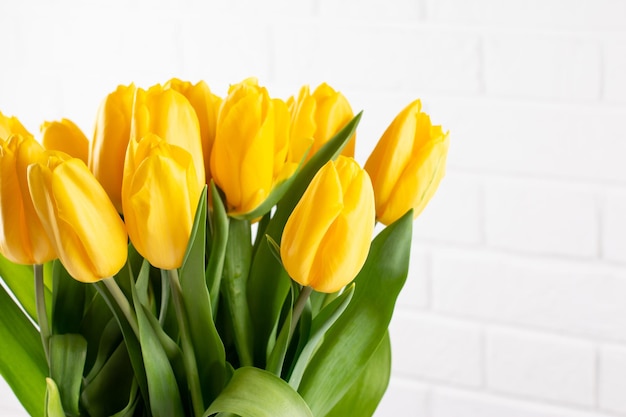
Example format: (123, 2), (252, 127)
(49, 334), (88, 416)
(206, 182), (229, 317)
(84, 318), (122, 383)
(0, 282), (48, 417)
(81, 340), (137, 417)
(109, 380), (140, 417)
(221, 218), (254, 367)
(180, 185), (227, 404)
(288, 284), (355, 389)
(51, 260), (86, 334)
(298, 210), (412, 416)
(94, 275), (149, 407)
(204, 367), (313, 417)
(81, 290), (115, 372)
(265, 289), (292, 376)
(326, 331), (392, 417)
(131, 273), (186, 417)
(45, 378), (66, 417)
(247, 113), (362, 365)
(0, 253), (40, 322)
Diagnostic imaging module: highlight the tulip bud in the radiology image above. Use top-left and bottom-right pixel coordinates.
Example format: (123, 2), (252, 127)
(122, 133), (202, 270)
(130, 84), (205, 191)
(90, 84), (136, 212)
(28, 152), (127, 282)
(0, 135), (56, 264)
(280, 156), (375, 293)
(0, 111), (32, 140)
(41, 118), (89, 164)
(365, 100), (449, 226)
(211, 78), (294, 216)
(164, 78), (222, 185)
(288, 83), (355, 163)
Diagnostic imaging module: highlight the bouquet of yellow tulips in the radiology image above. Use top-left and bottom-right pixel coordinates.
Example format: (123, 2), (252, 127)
(0, 77), (449, 417)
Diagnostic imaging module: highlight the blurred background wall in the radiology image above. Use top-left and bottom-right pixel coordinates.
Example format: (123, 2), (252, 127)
(1, 0), (626, 416)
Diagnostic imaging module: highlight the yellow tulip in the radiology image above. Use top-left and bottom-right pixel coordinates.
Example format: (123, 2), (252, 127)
(364, 100), (449, 225)
(90, 84), (136, 213)
(288, 83), (355, 163)
(130, 84), (205, 190)
(0, 135), (55, 264)
(0, 111), (32, 140)
(280, 156), (375, 293)
(27, 152), (127, 282)
(41, 118), (89, 164)
(211, 78), (294, 215)
(122, 133), (202, 270)
(165, 78), (222, 185)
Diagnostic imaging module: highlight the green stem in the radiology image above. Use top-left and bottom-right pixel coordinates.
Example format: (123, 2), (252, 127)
(167, 269), (204, 417)
(159, 274), (170, 326)
(102, 278), (139, 337)
(289, 286), (313, 341)
(34, 264), (49, 363)
(222, 218), (254, 367)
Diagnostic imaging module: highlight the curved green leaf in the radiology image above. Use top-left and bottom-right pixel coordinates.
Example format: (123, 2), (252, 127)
(265, 288), (292, 376)
(51, 260), (86, 334)
(206, 182), (229, 316)
(94, 276), (149, 405)
(221, 218), (254, 367)
(0, 254), (41, 322)
(204, 367), (313, 417)
(81, 341), (137, 417)
(298, 210), (412, 416)
(288, 284), (354, 389)
(0, 282), (47, 417)
(247, 113), (362, 365)
(180, 186), (227, 404)
(132, 266), (186, 417)
(49, 334), (87, 416)
(325, 331), (392, 417)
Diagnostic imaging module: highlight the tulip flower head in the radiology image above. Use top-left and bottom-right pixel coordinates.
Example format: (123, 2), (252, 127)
(0, 135), (56, 264)
(90, 84), (136, 212)
(41, 118), (89, 164)
(288, 83), (355, 163)
(211, 78), (295, 216)
(281, 156), (375, 293)
(28, 151), (128, 282)
(365, 99), (449, 226)
(165, 78), (222, 185)
(122, 133), (202, 270)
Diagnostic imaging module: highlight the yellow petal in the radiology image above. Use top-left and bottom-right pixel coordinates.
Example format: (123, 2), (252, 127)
(309, 159), (375, 292)
(41, 119), (89, 164)
(365, 100), (421, 214)
(51, 159), (127, 280)
(165, 79), (222, 185)
(281, 160), (344, 287)
(311, 83), (355, 158)
(90, 84), (136, 212)
(0, 136), (55, 264)
(131, 85), (205, 190)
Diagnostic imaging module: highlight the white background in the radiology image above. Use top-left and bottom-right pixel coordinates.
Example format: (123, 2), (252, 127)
(1, 0), (626, 416)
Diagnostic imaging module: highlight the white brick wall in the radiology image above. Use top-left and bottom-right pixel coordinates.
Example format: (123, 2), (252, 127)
(1, 1), (626, 416)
